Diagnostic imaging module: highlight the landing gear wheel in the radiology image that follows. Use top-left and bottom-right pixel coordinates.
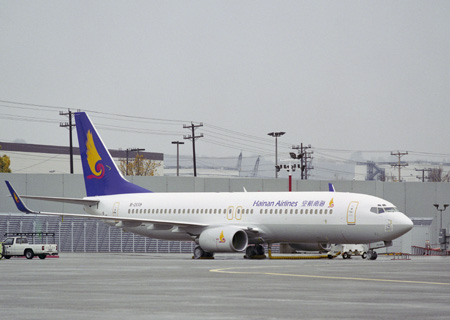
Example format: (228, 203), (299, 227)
(343, 252), (349, 259)
(255, 244), (265, 256)
(245, 246), (256, 258)
(193, 246), (213, 259)
(193, 246), (205, 259)
(367, 250), (378, 260)
(361, 252), (367, 259)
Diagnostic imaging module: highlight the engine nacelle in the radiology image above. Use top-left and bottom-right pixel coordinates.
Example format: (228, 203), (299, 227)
(199, 227), (248, 253)
(288, 243), (332, 252)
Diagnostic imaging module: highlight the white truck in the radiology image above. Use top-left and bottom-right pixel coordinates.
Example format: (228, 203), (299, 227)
(1, 233), (58, 259)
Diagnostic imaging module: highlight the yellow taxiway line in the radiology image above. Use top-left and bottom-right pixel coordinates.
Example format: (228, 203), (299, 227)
(210, 266), (450, 286)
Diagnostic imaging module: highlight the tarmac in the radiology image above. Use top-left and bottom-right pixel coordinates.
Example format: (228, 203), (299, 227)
(1, 253), (450, 320)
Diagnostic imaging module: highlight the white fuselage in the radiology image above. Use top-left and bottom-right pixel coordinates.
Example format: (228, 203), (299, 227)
(83, 191), (413, 245)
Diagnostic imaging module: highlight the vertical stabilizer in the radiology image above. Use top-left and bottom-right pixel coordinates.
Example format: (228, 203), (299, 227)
(74, 112), (151, 196)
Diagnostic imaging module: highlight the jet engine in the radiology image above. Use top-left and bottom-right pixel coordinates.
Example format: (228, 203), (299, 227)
(288, 243), (332, 252)
(199, 226), (248, 253)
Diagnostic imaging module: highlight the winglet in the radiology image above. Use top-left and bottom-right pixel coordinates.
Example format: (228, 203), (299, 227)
(5, 181), (37, 214)
(328, 183), (336, 192)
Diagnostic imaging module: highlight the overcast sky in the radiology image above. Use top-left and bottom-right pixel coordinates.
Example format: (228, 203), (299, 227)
(1, 1), (450, 163)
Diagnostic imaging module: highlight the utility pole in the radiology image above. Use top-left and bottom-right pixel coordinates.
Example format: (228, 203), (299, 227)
(416, 168), (432, 182)
(183, 122), (203, 177)
(292, 143), (313, 180)
(60, 109), (76, 174)
(171, 141), (184, 176)
(391, 151), (408, 182)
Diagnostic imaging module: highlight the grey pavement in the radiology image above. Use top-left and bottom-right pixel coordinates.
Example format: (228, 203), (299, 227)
(1, 253), (449, 319)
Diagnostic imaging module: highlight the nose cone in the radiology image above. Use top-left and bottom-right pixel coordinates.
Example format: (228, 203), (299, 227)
(394, 213), (414, 237)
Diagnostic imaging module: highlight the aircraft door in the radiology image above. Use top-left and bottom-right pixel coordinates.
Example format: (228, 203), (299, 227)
(112, 202), (120, 217)
(235, 206), (243, 220)
(227, 206), (234, 220)
(347, 201), (358, 225)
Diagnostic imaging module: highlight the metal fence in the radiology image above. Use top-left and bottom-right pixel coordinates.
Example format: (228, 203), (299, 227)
(0, 214), (196, 253)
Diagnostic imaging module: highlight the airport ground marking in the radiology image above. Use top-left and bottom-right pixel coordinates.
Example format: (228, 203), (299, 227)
(210, 266), (450, 286)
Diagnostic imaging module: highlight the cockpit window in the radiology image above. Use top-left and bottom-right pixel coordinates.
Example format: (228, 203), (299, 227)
(370, 206), (398, 214)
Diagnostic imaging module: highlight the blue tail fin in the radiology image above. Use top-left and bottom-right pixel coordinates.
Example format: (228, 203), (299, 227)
(74, 112), (151, 196)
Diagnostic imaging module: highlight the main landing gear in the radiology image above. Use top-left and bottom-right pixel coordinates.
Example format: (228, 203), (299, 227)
(193, 246), (214, 259)
(245, 244), (265, 259)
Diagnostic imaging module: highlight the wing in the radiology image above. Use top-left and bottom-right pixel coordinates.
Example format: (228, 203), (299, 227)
(20, 195), (99, 206)
(5, 181), (263, 239)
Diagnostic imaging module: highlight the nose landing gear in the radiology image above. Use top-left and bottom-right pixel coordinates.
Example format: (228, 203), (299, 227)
(366, 250), (378, 260)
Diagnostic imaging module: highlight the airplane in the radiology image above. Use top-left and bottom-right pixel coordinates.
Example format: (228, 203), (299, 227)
(5, 112), (413, 259)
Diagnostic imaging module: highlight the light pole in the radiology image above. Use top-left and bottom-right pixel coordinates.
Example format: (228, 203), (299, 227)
(434, 204), (449, 250)
(172, 141), (184, 176)
(434, 203), (449, 232)
(268, 132), (285, 178)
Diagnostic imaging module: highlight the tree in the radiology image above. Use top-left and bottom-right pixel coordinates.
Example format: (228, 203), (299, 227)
(428, 167), (450, 182)
(0, 146), (11, 173)
(118, 154), (160, 176)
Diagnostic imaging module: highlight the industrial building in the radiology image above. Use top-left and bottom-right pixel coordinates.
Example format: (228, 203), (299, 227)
(1, 173), (449, 255)
(355, 160), (450, 182)
(0, 140), (164, 175)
